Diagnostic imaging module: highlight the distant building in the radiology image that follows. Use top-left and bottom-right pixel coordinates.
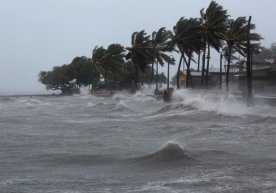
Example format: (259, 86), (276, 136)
(171, 61), (276, 94)
(237, 62), (276, 94)
(171, 69), (224, 88)
(171, 71), (186, 88)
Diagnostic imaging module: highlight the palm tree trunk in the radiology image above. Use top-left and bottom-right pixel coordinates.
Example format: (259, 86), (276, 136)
(197, 51), (201, 72)
(186, 49), (193, 88)
(250, 51), (253, 73)
(149, 63), (154, 88)
(135, 65), (139, 92)
(131, 62), (135, 93)
(219, 52), (223, 89)
(182, 53), (188, 87)
(226, 46), (232, 91)
(123, 62), (126, 89)
(176, 55), (183, 89)
(205, 43), (211, 87)
(131, 64), (139, 93)
(91, 66), (94, 93)
(104, 69), (108, 89)
(201, 44), (206, 87)
(183, 54), (188, 88)
(155, 61), (159, 91)
(246, 16), (253, 106)
(167, 60), (170, 90)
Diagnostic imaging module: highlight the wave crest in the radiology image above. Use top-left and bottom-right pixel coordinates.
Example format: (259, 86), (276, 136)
(132, 143), (197, 165)
(157, 103), (197, 114)
(113, 100), (130, 111)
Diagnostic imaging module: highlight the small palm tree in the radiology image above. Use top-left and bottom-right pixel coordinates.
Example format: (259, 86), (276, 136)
(221, 17), (262, 91)
(92, 44), (125, 90)
(151, 27), (174, 91)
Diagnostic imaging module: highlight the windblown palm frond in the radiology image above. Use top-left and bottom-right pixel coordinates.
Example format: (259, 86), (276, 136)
(221, 16), (262, 91)
(151, 27), (175, 66)
(92, 46), (106, 73)
(221, 17), (262, 57)
(200, 1), (229, 51)
(92, 44), (125, 88)
(172, 17), (204, 88)
(103, 43), (125, 74)
(173, 17), (204, 55)
(126, 30), (153, 72)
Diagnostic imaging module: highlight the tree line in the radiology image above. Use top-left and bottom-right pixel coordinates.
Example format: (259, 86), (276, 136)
(38, 1), (262, 95)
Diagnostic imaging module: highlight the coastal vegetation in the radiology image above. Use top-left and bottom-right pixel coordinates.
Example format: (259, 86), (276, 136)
(38, 1), (262, 99)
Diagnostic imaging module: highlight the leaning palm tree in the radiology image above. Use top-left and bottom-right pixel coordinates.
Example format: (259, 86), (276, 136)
(172, 17), (204, 89)
(150, 27), (175, 92)
(126, 30), (153, 92)
(91, 46), (106, 91)
(200, 1), (229, 87)
(173, 17), (192, 89)
(101, 43), (125, 89)
(220, 17), (262, 91)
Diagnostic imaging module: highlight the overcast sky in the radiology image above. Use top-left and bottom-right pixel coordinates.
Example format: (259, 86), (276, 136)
(0, 0), (275, 94)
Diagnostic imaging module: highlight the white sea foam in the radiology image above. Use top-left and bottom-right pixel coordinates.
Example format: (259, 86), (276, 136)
(112, 91), (130, 100)
(86, 102), (96, 107)
(172, 89), (276, 117)
(114, 100), (128, 110)
(17, 98), (51, 106)
(0, 180), (14, 186)
(129, 182), (181, 193)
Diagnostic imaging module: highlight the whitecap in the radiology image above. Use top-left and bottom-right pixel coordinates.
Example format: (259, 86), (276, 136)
(86, 102), (96, 107)
(172, 89), (276, 117)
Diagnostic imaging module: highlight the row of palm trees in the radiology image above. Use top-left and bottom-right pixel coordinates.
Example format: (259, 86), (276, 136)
(91, 1), (261, 94)
(91, 28), (175, 93)
(40, 1), (262, 95)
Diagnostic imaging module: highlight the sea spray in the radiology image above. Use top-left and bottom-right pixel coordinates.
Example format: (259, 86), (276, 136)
(114, 100), (129, 111)
(172, 89), (276, 117)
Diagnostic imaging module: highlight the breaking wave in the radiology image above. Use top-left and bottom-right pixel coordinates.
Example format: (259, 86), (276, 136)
(16, 98), (51, 106)
(172, 89), (276, 117)
(86, 102), (96, 107)
(130, 91), (156, 102)
(145, 102), (198, 120)
(154, 103), (198, 114)
(113, 100), (130, 111)
(112, 92), (131, 100)
(92, 102), (109, 107)
(129, 143), (198, 165)
(86, 100), (132, 112)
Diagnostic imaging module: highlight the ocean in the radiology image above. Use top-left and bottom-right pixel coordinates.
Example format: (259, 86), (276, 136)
(0, 89), (276, 193)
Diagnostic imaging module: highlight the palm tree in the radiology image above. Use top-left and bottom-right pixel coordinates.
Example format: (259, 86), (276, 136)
(126, 30), (153, 92)
(220, 17), (262, 91)
(91, 46), (106, 91)
(102, 44), (125, 89)
(173, 17), (203, 89)
(92, 44), (125, 90)
(150, 27), (175, 92)
(200, 1), (229, 87)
